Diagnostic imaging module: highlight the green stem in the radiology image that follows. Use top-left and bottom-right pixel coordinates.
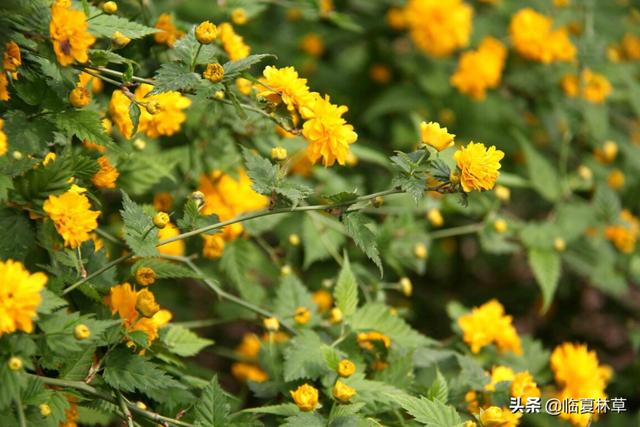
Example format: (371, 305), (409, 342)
(62, 254), (131, 295)
(86, 66), (155, 86)
(118, 392), (135, 427)
(14, 395), (26, 427)
(80, 67), (124, 87)
(191, 45), (203, 71)
(428, 223), (484, 240)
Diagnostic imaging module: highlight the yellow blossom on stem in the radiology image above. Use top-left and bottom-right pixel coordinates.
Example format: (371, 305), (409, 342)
(290, 384), (319, 412)
(219, 23), (250, 60)
(605, 209), (639, 253)
(69, 87), (91, 108)
(102, 1), (117, 14)
(136, 289), (160, 317)
(39, 404), (51, 417)
(294, 307), (312, 325)
(258, 66), (313, 112)
(0, 118), (7, 156)
(231, 362), (268, 382)
(454, 142), (504, 192)
(451, 37), (507, 100)
(271, 146), (288, 160)
(112, 31), (131, 47)
(195, 21), (218, 44)
(231, 8), (248, 25)
(235, 333), (261, 360)
(338, 359), (356, 377)
(203, 63), (225, 83)
(3, 41), (21, 75)
(561, 69), (612, 103)
(0, 260), (47, 336)
(457, 299), (522, 354)
(92, 156), (119, 189)
(333, 380), (356, 403)
(135, 267), (156, 286)
(263, 317), (280, 332)
(420, 121), (455, 151)
(49, 1), (96, 66)
(74, 323), (91, 340)
(154, 13), (184, 47)
(43, 188), (100, 248)
(509, 8), (576, 63)
(8, 356), (22, 370)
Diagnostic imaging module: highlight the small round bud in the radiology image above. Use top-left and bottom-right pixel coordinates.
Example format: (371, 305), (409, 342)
(12, 151), (23, 160)
(214, 90), (225, 100)
(345, 152), (358, 167)
(135, 267), (156, 286)
(494, 185), (510, 202)
(74, 324), (91, 340)
(153, 212), (170, 229)
(231, 8), (248, 25)
(554, 237), (566, 252)
(333, 380), (356, 403)
(602, 140), (618, 163)
(329, 307), (343, 324)
(427, 208), (443, 228)
(337, 359), (356, 378)
(203, 63), (224, 83)
(288, 234), (300, 246)
(195, 21), (218, 44)
(8, 356), (22, 371)
(133, 138), (146, 151)
(136, 289), (160, 318)
(271, 146), (288, 161)
(449, 170), (460, 185)
(608, 169), (625, 190)
(281, 265), (292, 276)
(69, 87), (91, 108)
(39, 403), (51, 417)
(493, 218), (508, 234)
(578, 165), (593, 181)
(294, 307), (311, 325)
(413, 242), (428, 259)
(263, 317), (280, 332)
(145, 100), (160, 114)
(135, 401), (147, 410)
(112, 31), (131, 47)
(399, 277), (412, 297)
(102, 1), (117, 14)
(372, 196), (384, 208)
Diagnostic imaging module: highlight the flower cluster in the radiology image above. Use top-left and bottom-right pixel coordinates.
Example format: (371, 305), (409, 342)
(457, 299), (522, 354)
(49, 0), (95, 66)
(509, 8), (576, 63)
(561, 69), (613, 104)
(605, 209), (639, 253)
(43, 186), (101, 248)
(451, 37), (507, 100)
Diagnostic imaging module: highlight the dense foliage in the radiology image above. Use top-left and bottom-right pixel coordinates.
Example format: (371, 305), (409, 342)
(0, 0), (639, 426)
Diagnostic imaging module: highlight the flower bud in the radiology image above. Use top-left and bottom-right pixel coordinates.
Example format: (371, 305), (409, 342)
(102, 1), (117, 14)
(231, 8), (248, 25)
(39, 403), (51, 417)
(203, 63), (224, 83)
(8, 356), (22, 371)
(372, 196), (384, 208)
(135, 267), (156, 286)
(494, 185), (510, 202)
(337, 359), (356, 378)
(290, 384), (319, 412)
(12, 151), (23, 160)
(195, 21), (218, 44)
(294, 307), (311, 325)
(271, 146), (288, 161)
(69, 87), (91, 108)
(74, 323), (91, 340)
(413, 242), (428, 259)
(263, 317), (280, 332)
(190, 191), (206, 211)
(427, 208), (443, 227)
(214, 90), (225, 100)
(133, 138), (146, 150)
(145, 100), (161, 114)
(332, 380), (356, 403)
(329, 307), (343, 324)
(153, 212), (170, 229)
(399, 277), (412, 297)
(288, 233), (300, 246)
(281, 265), (292, 276)
(554, 237), (566, 252)
(112, 31), (131, 47)
(494, 218), (508, 234)
(136, 289), (160, 318)
(135, 401), (147, 410)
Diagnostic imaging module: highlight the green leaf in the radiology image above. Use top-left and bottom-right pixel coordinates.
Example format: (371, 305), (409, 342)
(103, 349), (185, 395)
(324, 191), (358, 204)
(88, 6), (158, 39)
(53, 110), (111, 146)
(194, 375), (229, 427)
(351, 303), (432, 349)
(0, 207), (34, 261)
(302, 214), (346, 268)
(392, 173), (427, 204)
(89, 49), (132, 66)
(274, 275), (315, 324)
(283, 330), (329, 381)
(177, 199), (219, 234)
(150, 63), (202, 95)
(515, 131), (560, 202)
(222, 54), (275, 81)
(120, 191), (159, 257)
(0, 361), (27, 410)
(243, 403), (299, 416)
(161, 325), (213, 357)
(528, 248), (561, 313)
(282, 412), (326, 427)
(342, 212), (383, 275)
(59, 346), (95, 381)
(334, 254), (358, 317)
(426, 369), (448, 404)
(129, 102), (141, 136)
(389, 393), (462, 427)
(130, 258), (199, 279)
(173, 30), (221, 66)
(243, 148), (278, 195)
(37, 289), (68, 314)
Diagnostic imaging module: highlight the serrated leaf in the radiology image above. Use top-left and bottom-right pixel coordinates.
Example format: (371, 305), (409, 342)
(53, 110), (111, 146)
(173, 29), (220, 65)
(0, 207), (35, 261)
(161, 325), (213, 357)
(389, 393), (462, 427)
(177, 199), (219, 234)
(222, 54), (274, 80)
(130, 258), (199, 279)
(89, 49), (132, 66)
(351, 303), (432, 349)
(150, 63), (201, 95)
(274, 275), (315, 324)
(302, 214), (346, 268)
(59, 346), (95, 381)
(528, 248), (561, 313)
(194, 375), (229, 427)
(103, 349), (185, 395)
(334, 254), (358, 317)
(515, 131), (560, 202)
(427, 369), (448, 404)
(324, 191), (359, 204)
(392, 173), (426, 204)
(243, 148), (278, 195)
(342, 212), (382, 275)
(129, 102), (141, 136)
(282, 413), (326, 427)
(88, 6), (158, 39)
(283, 330), (329, 381)
(37, 289), (68, 314)
(120, 191), (159, 257)
(243, 404), (299, 416)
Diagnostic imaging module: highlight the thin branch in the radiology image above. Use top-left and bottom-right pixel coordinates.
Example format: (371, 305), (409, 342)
(428, 223), (484, 240)
(118, 392), (135, 427)
(63, 254), (132, 295)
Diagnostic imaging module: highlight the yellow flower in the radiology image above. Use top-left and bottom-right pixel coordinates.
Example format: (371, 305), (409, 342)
(102, 1), (117, 14)
(0, 118), (7, 156)
(485, 365), (515, 391)
(69, 87), (90, 108)
(509, 8), (576, 63)
(511, 371), (541, 404)
(3, 41), (22, 75)
(39, 404), (51, 417)
(333, 380), (356, 403)
(457, 299), (522, 354)
(494, 185), (510, 201)
(420, 121), (455, 151)
(451, 37), (507, 100)
(109, 84), (191, 139)
(231, 362), (268, 382)
(112, 31), (131, 47)
(369, 63), (392, 84)
(454, 142), (504, 192)
(195, 21), (218, 44)
(300, 33), (324, 56)
(44, 153), (58, 166)
(231, 8), (248, 25)
(414, 242), (428, 259)
(386, 7), (406, 30)
(290, 384), (319, 412)
(427, 208), (443, 227)
(271, 146), (288, 160)
(399, 277), (413, 297)
(294, 307), (312, 325)
(258, 66), (313, 112)
(301, 94), (358, 167)
(289, 233), (301, 246)
(494, 218), (507, 233)
(8, 356), (22, 370)
(236, 77), (253, 95)
(157, 223), (185, 256)
(49, 1), (95, 66)
(0, 260), (47, 336)
(153, 212), (170, 229)
(554, 237), (567, 252)
(73, 323), (91, 340)
(403, 0), (473, 57)
(202, 233), (225, 259)
(480, 406), (521, 427)
(154, 13), (184, 47)
(135, 267), (156, 286)
(311, 290), (332, 312)
(235, 333), (261, 360)
(43, 188), (100, 248)
(551, 343), (611, 427)
(78, 71), (103, 94)
(136, 289), (160, 317)
(621, 33), (640, 60)
(608, 169), (625, 190)
(0, 73), (9, 101)
(263, 317), (280, 332)
(605, 209), (639, 253)
(338, 359), (356, 377)
(153, 192), (173, 212)
(203, 63), (224, 83)
(106, 283), (170, 345)
(92, 156), (119, 189)
(357, 331), (391, 350)
(219, 23), (250, 60)
(561, 69), (612, 103)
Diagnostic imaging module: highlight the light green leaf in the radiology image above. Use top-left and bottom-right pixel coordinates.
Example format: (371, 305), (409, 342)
(351, 303), (432, 349)
(515, 131), (560, 202)
(342, 212), (382, 275)
(120, 191), (159, 257)
(334, 254), (358, 317)
(194, 375), (229, 427)
(283, 330), (329, 381)
(89, 6), (158, 39)
(426, 369), (448, 404)
(103, 349), (185, 395)
(528, 248), (561, 313)
(389, 393), (463, 427)
(161, 325), (213, 357)
(53, 110), (111, 146)
(243, 403), (299, 416)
